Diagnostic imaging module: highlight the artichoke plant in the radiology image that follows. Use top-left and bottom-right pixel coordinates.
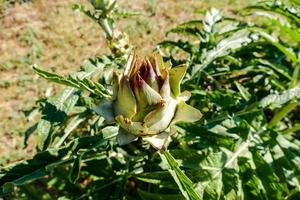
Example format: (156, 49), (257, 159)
(95, 54), (202, 149)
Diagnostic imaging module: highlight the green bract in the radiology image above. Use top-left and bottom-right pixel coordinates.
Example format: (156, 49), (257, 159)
(95, 54), (202, 149)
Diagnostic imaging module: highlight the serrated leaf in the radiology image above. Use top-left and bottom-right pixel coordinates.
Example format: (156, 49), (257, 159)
(203, 8), (222, 35)
(32, 66), (111, 97)
(53, 113), (87, 148)
(260, 84), (300, 108)
(159, 151), (201, 200)
(159, 40), (196, 54)
(37, 90), (79, 150)
(191, 29), (258, 77)
(250, 148), (288, 198)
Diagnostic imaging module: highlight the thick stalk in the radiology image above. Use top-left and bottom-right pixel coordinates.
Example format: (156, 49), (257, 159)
(99, 18), (113, 40)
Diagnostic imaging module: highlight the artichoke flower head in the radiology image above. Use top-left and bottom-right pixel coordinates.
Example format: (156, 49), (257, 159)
(95, 54), (202, 149)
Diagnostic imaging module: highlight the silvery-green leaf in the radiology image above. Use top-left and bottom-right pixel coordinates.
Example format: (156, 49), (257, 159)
(115, 115), (158, 136)
(172, 101), (202, 124)
(144, 98), (177, 133)
(117, 127), (138, 145)
(143, 132), (169, 150)
(169, 65), (187, 97)
(93, 99), (115, 123)
(113, 76), (137, 118)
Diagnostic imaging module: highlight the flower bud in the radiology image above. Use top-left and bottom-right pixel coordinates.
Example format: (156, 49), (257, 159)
(90, 0), (116, 12)
(94, 54), (202, 149)
(108, 30), (131, 57)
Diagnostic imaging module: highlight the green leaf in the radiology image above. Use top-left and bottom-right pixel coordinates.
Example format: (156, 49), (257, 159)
(257, 59), (293, 81)
(159, 151), (201, 200)
(257, 30), (298, 63)
(135, 171), (177, 189)
(0, 136), (114, 194)
(53, 112), (88, 148)
(33, 62), (111, 150)
(203, 8), (222, 35)
(167, 20), (203, 38)
(191, 29), (258, 77)
(234, 81), (251, 101)
(138, 188), (185, 200)
(159, 40), (196, 54)
(37, 90), (79, 150)
(250, 148), (288, 198)
(93, 99), (115, 123)
(69, 156), (81, 184)
(260, 84), (300, 108)
(247, 1), (300, 25)
(32, 66), (111, 98)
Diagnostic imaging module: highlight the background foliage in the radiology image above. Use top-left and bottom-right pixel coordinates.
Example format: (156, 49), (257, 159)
(1, 0), (300, 199)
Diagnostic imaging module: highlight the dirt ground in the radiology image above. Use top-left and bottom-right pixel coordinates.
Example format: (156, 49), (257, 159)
(0, 0), (249, 165)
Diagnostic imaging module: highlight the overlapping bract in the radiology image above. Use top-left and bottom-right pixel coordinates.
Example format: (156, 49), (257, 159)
(95, 54), (202, 149)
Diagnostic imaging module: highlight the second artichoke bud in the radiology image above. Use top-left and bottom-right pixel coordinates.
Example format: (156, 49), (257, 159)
(90, 0), (116, 13)
(95, 54), (202, 149)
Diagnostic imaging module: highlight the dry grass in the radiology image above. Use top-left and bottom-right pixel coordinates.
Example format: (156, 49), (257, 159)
(0, 0), (249, 165)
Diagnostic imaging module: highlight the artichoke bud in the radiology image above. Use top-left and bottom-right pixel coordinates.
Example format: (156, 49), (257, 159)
(94, 54), (202, 149)
(90, 0), (116, 13)
(108, 30), (131, 57)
